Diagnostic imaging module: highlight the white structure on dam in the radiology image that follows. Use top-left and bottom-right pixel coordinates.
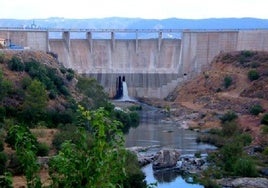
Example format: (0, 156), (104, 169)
(1, 28), (268, 98)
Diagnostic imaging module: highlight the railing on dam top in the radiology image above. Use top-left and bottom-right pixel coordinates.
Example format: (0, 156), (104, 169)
(2, 27), (268, 39)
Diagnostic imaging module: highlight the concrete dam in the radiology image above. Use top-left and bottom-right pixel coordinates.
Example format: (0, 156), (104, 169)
(1, 28), (268, 99)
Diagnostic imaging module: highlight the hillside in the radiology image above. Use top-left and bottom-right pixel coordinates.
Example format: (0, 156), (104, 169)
(0, 50), (143, 187)
(170, 50), (268, 145)
(0, 50), (110, 128)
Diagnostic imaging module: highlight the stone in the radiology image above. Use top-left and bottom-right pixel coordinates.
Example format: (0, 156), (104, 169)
(261, 168), (268, 176)
(152, 149), (180, 170)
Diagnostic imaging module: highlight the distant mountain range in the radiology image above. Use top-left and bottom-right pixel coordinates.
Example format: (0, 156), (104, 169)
(1, 17), (268, 39)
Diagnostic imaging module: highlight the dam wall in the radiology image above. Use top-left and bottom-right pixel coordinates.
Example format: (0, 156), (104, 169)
(0, 30), (48, 51)
(1, 29), (268, 99)
(49, 37), (182, 98)
(180, 30), (268, 79)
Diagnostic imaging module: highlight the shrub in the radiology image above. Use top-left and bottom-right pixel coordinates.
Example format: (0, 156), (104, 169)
(59, 85), (69, 96)
(0, 172), (13, 188)
(21, 76), (32, 89)
(261, 113), (268, 125)
(220, 111), (238, 123)
(241, 50), (254, 57)
(262, 125), (268, 134)
(234, 157), (257, 177)
(0, 106), (6, 122)
(0, 139), (4, 152)
(123, 151), (147, 188)
(263, 147), (268, 155)
(0, 152), (7, 174)
(8, 56), (25, 71)
(236, 133), (252, 146)
(66, 73), (74, 81)
(48, 89), (57, 99)
(129, 111), (140, 128)
(221, 121), (239, 137)
(250, 104), (264, 115)
(128, 105), (142, 111)
(5, 125), (38, 150)
(220, 141), (243, 172)
(36, 142), (49, 157)
(52, 125), (85, 150)
(250, 62), (260, 68)
(248, 69), (260, 81)
(223, 76), (232, 88)
(0, 52), (5, 63)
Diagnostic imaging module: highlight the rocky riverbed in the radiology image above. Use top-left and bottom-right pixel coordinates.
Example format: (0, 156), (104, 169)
(127, 147), (209, 176)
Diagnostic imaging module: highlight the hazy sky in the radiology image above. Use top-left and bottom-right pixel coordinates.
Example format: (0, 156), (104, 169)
(1, 0), (268, 19)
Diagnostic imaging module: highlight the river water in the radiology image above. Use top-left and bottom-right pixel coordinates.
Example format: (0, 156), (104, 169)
(124, 103), (216, 187)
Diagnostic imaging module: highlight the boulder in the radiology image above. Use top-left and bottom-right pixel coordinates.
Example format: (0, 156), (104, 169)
(152, 149), (180, 170)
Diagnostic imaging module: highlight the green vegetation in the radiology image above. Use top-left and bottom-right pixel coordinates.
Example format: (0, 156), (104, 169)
(8, 56), (25, 72)
(248, 69), (260, 81)
(219, 110), (237, 123)
(0, 52), (145, 187)
(198, 110), (259, 183)
(250, 104), (264, 115)
(49, 107), (145, 187)
(261, 113), (268, 125)
(223, 75), (232, 89)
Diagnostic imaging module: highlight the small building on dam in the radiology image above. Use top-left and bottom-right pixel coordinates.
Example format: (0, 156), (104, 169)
(1, 28), (268, 99)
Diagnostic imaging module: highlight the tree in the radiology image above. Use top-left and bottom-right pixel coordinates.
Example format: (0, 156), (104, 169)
(22, 79), (47, 124)
(49, 107), (127, 187)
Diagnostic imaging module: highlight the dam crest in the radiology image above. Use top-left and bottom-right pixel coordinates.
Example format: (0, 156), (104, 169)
(1, 28), (268, 98)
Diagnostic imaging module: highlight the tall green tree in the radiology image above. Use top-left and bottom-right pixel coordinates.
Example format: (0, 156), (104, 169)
(49, 106), (127, 188)
(22, 79), (47, 124)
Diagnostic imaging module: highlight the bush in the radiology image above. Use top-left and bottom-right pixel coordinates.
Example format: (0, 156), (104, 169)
(129, 111), (140, 128)
(223, 76), (232, 88)
(234, 157), (257, 177)
(0, 152), (7, 175)
(36, 142), (49, 156)
(248, 69), (260, 81)
(250, 104), (264, 115)
(0, 172), (13, 188)
(5, 125), (38, 150)
(59, 85), (69, 96)
(0, 52), (5, 63)
(60, 67), (67, 74)
(21, 76), (32, 89)
(8, 56), (24, 71)
(48, 89), (57, 99)
(220, 111), (238, 123)
(261, 113), (268, 125)
(263, 147), (268, 155)
(236, 133), (252, 146)
(66, 73), (74, 81)
(221, 121), (239, 137)
(52, 125), (86, 150)
(123, 151), (147, 188)
(220, 142), (243, 172)
(128, 105), (142, 111)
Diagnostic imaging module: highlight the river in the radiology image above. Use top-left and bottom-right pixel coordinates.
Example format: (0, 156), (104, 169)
(124, 103), (216, 187)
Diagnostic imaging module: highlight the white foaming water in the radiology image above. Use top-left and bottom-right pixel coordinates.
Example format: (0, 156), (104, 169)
(119, 81), (135, 102)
